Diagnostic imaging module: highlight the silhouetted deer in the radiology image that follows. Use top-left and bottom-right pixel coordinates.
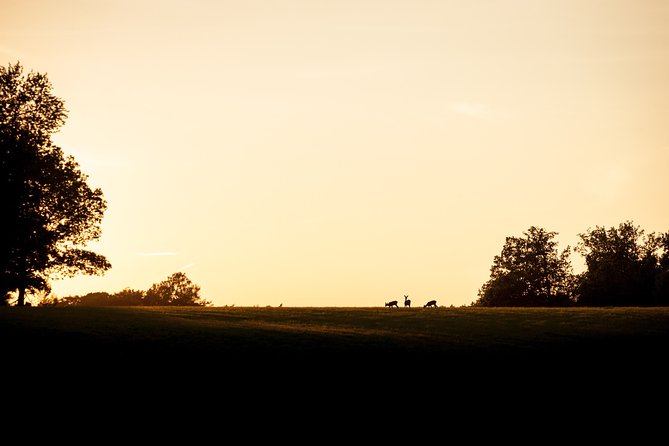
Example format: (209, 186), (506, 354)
(404, 295), (411, 307)
(385, 300), (398, 308)
(424, 300), (437, 308)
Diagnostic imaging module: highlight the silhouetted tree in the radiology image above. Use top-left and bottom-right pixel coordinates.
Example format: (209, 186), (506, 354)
(60, 289), (145, 306)
(113, 288), (145, 306)
(655, 232), (669, 304)
(68, 292), (113, 306)
(576, 221), (666, 306)
(36, 295), (59, 306)
(475, 227), (575, 306)
(0, 62), (110, 305)
(144, 272), (210, 306)
(56, 289), (142, 306)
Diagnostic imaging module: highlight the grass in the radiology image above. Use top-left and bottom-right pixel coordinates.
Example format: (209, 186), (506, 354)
(6, 305), (665, 424)
(3, 305), (669, 383)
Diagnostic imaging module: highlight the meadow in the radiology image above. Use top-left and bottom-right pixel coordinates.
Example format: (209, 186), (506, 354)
(3, 305), (669, 386)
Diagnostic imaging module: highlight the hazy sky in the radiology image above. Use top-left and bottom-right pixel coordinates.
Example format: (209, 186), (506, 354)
(2, 0), (668, 306)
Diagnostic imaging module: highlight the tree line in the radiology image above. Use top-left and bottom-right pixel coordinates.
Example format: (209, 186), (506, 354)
(475, 222), (669, 307)
(40, 272), (211, 307)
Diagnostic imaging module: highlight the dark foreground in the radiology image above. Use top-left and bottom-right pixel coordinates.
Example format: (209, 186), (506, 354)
(6, 306), (666, 427)
(3, 306), (668, 385)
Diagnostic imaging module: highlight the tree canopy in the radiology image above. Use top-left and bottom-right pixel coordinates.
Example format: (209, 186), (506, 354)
(476, 222), (669, 307)
(52, 272), (210, 307)
(576, 221), (669, 306)
(144, 272), (210, 306)
(475, 226), (575, 307)
(1, 62), (110, 305)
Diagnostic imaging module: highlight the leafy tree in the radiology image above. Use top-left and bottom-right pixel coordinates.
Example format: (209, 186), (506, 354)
(576, 221), (665, 306)
(655, 232), (669, 304)
(0, 62), (110, 305)
(55, 289), (142, 306)
(67, 292), (113, 306)
(113, 288), (145, 306)
(57, 289), (145, 306)
(36, 294), (59, 306)
(144, 272), (210, 306)
(475, 227), (575, 306)
(659, 232), (669, 268)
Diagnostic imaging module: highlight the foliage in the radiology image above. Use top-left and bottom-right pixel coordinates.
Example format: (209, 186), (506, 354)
(475, 222), (669, 307)
(656, 232), (669, 304)
(113, 288), (145, 306)
(144, 272), (210, 306)
(54, 289), (144, 306)
(0, 62), (110, 305)
(576, 221), (669, 306)
(56, 273), (209, 306)
(475, 227), (575, 307)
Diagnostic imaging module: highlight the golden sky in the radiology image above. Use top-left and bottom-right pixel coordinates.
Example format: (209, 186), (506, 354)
(2, 0), (668, 306)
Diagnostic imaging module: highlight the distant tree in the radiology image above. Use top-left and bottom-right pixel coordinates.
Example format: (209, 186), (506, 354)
(0, 62), (110, 306)
(56, 288), (144, 306)
(475, 227), (575, 307)
(659, 232), (669, 269)
(113, 288), (145, 306)
(655, 232), (669, 304)
(70, 292), (113, 306)
(36, 294), (59, 306)
(144, 272), (210, 306)
(576, 221), (666, 306)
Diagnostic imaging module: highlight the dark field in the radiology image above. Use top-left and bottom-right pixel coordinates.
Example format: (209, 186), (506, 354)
(3, 306), (669, 386)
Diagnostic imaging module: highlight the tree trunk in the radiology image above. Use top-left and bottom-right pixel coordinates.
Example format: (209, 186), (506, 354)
(17, 286), (25, 306)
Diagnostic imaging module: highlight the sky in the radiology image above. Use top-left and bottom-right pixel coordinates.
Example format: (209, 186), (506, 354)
(2, 0), (668, 307)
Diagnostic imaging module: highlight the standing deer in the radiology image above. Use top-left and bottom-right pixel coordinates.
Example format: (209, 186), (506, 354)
(424, 299), (437, 308)
(404, 295), (411, 307)
(385, 300), (398, 308)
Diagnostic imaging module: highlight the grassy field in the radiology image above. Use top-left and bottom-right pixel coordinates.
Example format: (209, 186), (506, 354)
(3, 305), (669, 385)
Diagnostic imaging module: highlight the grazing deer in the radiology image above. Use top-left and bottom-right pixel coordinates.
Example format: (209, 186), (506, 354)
(385, 300), (398, 308)
(404, 295), (411, 307)
(424, 299), (437, 308)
